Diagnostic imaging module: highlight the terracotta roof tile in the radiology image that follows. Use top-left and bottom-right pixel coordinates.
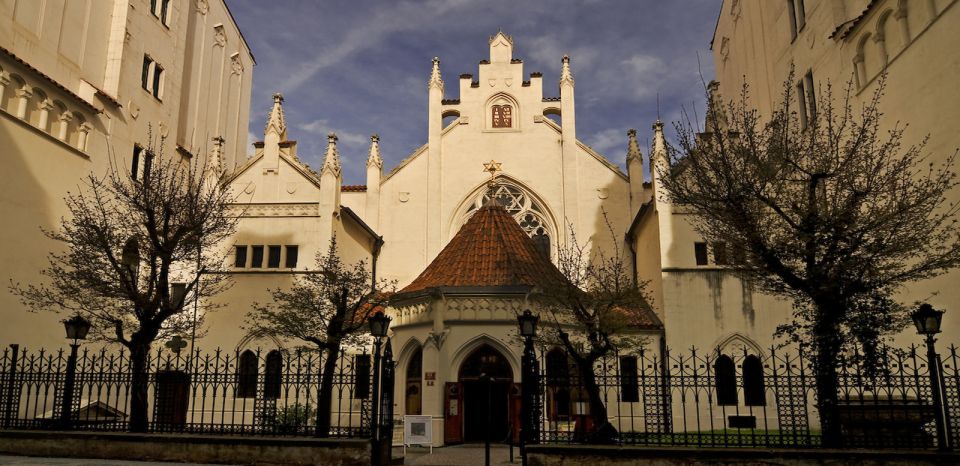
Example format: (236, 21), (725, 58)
(399, 204), (567, 294)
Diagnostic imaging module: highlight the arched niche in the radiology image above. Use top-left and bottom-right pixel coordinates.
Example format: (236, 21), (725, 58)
(450, 334), (520, 382)
(543, 107), (561, 126)
(449, 176), (559, 258)
(442, 109), (460, 129)
(484, 92), (519, 130)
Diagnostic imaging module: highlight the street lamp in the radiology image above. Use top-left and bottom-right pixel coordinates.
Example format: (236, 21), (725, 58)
(911, 303), (951, 451)
(368, 311), (391, 464)
(517, 309), (540, 466)
(60, 314), (91, 428)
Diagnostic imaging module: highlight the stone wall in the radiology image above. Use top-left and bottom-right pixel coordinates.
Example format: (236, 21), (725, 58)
(0, 430), (369, 466)
(525, 445), (960, 466)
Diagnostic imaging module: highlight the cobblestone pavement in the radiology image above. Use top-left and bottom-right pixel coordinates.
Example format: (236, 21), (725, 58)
(0, 456), (225, 465)
(399, 444), (520, 465)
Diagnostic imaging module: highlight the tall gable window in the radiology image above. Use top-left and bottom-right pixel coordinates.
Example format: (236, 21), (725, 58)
(460, 181), (553, 257)
(492, 104), (512, 128)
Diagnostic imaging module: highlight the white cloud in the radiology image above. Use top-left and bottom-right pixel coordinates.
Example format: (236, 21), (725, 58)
(585, 127), (627, 156)
(297, 119), (369, 151)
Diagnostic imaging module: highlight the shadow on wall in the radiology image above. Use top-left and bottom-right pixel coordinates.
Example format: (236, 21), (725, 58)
(0, 117), (92, 350)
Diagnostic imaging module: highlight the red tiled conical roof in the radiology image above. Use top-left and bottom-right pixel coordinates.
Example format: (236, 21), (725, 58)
(398, 204), (567, 295)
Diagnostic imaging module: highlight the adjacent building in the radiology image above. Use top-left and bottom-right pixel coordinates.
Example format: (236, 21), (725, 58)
(0, 0), (254, 348)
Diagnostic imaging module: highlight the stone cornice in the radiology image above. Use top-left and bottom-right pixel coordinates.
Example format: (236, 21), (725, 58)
(228, 202), (319, 217)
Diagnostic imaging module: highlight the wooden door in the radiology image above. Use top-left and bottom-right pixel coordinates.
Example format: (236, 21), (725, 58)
(509, 383), (522, 443)
(444, 382), (463, 444)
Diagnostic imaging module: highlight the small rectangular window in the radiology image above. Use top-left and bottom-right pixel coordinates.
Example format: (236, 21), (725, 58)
(695, 242), (709, 266)
(152, 64), (164, 100)
(731, 244), (746, 265)
(713, 242), (728, 265)
(619, 356), (640, 403)
(142, 150), (153, 181)
(795, 0), (806, 31)
(285, 245), (299, 268)
(804, 70), (816, 121)
(355, 354), (371, 400)
(267, 245), (281, 268)
(131, 145), (143, 180)
(160, 0), (170, 25)
(787, 0), (798, 40)
(141, 56), (151, 90)
(234, 246), (247, 268)
(797, 81), (808, 129)
(251, 246), (264, 268)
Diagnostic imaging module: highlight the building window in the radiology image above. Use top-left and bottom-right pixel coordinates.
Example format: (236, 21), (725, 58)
(714, 354), (738, 406)
(743, 355), (766, 406)
(150, 0), (171, 26)
(803, 70), (816, 121)
(236, 350), (258, 398)
(787, 0), (805, 40)
(713, 242), (729, 265)
(355, 354), (371, 400)
(267, 245), (281, 268)
(492, 104), (512, 128)
(250, 246), (264, 268)
(234, 246), (248, 268)
(731, 244), (746, 265)
(263, 350), (282, 399)
(131, 145), (143, 181)
(797, 81), (808, 129)
(694, 242), (709, 266)
(285, 246), (299, 268)
(619, 355), (640, 403)
(141, 55), (164, 100)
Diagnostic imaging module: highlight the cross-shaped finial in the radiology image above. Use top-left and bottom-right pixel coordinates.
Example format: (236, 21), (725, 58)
(165, 335), (188, 355)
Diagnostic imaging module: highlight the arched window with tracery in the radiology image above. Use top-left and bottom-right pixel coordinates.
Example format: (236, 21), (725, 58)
(460, 181), (553, 257)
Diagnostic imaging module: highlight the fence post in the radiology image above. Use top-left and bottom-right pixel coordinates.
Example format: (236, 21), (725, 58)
(3, 344), (19, 428)
(378, 339), (395, 466)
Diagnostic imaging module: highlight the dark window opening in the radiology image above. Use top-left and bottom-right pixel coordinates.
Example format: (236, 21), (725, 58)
(743, 355), (766, 406)
(152, 64), (163, 99)
(355, 354), (371, 400)
(797, 81), (808, 129)
(131, 145), (143, 180)
(695, 242), (709, 266)
(714, 354), (738, 406)
(731, 244), (746, 265)
(533, 231), (550, 258)
(264, 350), (282, 399)
(251, 246), (264, 268)
(804, 70), (816, 121)
(267, 245), (281, 268)
(713, 242), (728, 265)
(142, 150), (153, 181)
(619, 355), (640, 403)
(141, 56), (151, 90)
(234, 246), (247, 268)
(236, 350), (258, 398)
(285, 245), (299, 268)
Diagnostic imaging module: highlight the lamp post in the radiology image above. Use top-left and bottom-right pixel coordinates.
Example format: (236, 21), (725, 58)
(911, 303), (951, 451)
(517, 309), (540, 466)
(368, 311), (391, 465)
(60, 314), (91, 429)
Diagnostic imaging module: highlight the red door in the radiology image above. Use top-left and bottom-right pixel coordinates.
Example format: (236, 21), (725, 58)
(509, 383), (522, 443)
(444, 382), (463, 444)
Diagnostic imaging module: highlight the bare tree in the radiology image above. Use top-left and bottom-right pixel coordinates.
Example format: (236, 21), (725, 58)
(244, 237), (393, 437)
(10, 136), (237, 432)
(661, 75), (960, 446)
(535, 217), (655, 444)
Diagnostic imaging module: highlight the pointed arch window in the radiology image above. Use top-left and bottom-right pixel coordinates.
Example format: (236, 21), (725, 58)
(742, 355), (766, 406)
(406, 347), (423, 415)
(714, 354), (737, 406)
(236, 350), (259, 398)
(461, 181), (553, 256)
(264, 350), (283, 399)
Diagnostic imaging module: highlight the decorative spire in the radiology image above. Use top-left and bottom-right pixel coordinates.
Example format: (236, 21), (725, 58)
(264, 92), (286, 138)
(367, 134), (382, 169)
(560, 55), (574, 86)
(428, 57), (444, 90)
(626, 128), (642, 163)
(322, 133), (341, 178)
(652, 120), (667, 159)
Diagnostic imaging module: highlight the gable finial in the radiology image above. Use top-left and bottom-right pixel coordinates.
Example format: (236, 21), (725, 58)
(322, 133), (341, 178)
(627, 128), (642, 163)
(560, 55), (574, 86)
(367, 134), (382, 169)
(264, 92), (287, 139)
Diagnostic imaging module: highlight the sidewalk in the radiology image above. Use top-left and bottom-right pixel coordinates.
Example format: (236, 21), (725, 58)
(0, 456), (224, 465)
(398, 444), (520, 466)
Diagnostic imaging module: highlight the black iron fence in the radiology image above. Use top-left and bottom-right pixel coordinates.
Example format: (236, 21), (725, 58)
(0, 344), (375, 437)
(536, 343), (959, 450)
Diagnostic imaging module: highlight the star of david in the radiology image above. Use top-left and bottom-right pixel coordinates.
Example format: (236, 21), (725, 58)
(482, 160), (502, 178)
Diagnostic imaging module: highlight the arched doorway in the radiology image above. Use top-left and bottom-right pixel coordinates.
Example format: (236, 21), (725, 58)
(406, 347), (423, 415)
(458, 344), (513, 443)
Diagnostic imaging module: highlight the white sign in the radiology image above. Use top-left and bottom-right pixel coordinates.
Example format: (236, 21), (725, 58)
(403, 415), (433, 447)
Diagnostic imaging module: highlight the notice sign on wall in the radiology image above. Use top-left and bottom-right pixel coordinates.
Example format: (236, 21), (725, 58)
(403, 415), (433, 447)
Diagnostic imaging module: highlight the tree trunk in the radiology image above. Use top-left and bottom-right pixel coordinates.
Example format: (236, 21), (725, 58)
(128, 343), (151, 433)
(812, 306), (844, 447)
(315, 342), (341, 437)
(577, 359), (618, 444)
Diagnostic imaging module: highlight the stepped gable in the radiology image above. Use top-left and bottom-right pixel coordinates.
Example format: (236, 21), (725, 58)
(398, 203), (567, 294)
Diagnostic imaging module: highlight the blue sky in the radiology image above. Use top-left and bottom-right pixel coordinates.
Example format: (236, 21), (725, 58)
(227, 0), (721, 184)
